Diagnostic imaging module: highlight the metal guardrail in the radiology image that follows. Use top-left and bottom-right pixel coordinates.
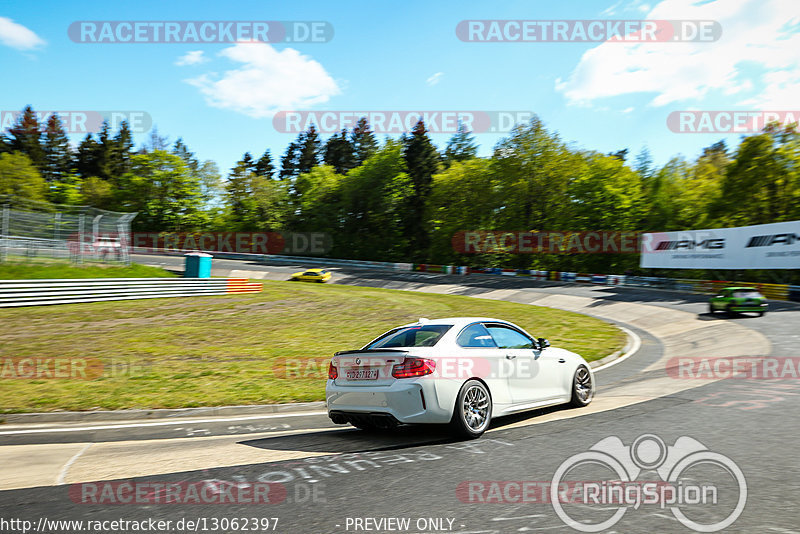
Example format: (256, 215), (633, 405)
(0, 278), (262, 308)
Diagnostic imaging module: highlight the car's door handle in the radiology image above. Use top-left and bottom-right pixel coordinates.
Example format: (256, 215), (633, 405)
(506, 354), (517, 360)
(558, 358), (566, 363)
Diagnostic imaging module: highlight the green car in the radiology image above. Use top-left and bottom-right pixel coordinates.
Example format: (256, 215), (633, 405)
(709, 287), (768, 317)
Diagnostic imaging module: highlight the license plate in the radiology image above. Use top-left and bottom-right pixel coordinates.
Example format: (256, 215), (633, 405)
(346, 369), (379, 380)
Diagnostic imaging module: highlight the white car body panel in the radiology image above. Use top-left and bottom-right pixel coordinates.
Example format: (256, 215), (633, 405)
(326, 317), (593, 426)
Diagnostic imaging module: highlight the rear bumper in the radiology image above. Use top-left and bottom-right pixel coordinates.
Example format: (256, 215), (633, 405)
(730, 303), (768, 312)
(328, 411), (400, 428)
(325, 379), (452, 424)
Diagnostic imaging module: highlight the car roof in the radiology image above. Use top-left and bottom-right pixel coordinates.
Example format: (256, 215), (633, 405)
(302, 268), (325, 272)
(397, 317), (517, 328)
(723, 286), (759, 291)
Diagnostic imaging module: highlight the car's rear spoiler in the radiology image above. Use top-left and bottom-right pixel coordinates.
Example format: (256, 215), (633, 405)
(333, 349), (409, 356)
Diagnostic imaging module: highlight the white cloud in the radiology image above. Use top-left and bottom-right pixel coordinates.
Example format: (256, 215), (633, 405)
(186, 42), (340, 118)
(426, 72), (444, 86)
(0, 17), (45, 50)
(175, 50), (208, 66)
(557, 0), (800, 110)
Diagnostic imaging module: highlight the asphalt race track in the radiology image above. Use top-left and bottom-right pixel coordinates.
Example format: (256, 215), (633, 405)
(2, 254), (800, 533)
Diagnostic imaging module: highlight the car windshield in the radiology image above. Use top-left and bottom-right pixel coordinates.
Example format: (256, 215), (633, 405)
(733, 290), (763, 298)
(366, 325), (453, 349)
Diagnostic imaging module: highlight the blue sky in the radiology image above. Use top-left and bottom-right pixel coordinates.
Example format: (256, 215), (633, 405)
(1, 0), (798, 176)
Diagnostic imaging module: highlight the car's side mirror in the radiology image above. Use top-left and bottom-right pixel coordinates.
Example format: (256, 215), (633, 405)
(537, 338), (550, 350)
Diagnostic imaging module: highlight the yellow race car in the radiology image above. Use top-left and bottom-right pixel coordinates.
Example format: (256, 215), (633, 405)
(290, 268), (332, 283)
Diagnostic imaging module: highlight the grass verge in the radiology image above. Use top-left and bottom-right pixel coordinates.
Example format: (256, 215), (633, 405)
(0, 262), (176, 279)
(0, 280), (624, 413)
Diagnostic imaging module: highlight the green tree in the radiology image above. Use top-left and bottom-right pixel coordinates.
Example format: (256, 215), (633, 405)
(337, 141), (412, 259)
(714, 125), (800, 225)
(402, 120), (439, 260)
(118, 151), (204, 231)
(225, 155), (287, 230)
(351, 117), (378, 165)
(428, 158), (496, 263)
(0, 152), (47, 201)
(297, 124), (321, 174)
(42, 114), (73, 185)
(323, 129), (356, 174)
(6, 106), (45, 171)
(443, 123), (477, 167)
(255, 150), (275, 179)
(279, 142), (300, 179)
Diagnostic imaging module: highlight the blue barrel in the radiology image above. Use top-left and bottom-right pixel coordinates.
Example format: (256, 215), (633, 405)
(184, 252), (212, 278)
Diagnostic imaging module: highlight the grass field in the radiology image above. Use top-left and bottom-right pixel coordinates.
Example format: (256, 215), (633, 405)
(0, 262), (176, 280)
(0, 281), (625, 413)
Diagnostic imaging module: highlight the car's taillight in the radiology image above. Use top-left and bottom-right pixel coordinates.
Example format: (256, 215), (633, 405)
(392, 358), (436, 378)
(328, 361), (338, 380)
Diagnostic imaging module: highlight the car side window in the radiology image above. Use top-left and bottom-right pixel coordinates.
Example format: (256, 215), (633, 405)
(486, 325), (535, 349)
(457, 324), (497, 348)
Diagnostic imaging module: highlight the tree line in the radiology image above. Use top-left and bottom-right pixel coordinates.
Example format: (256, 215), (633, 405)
(1, 105), (798, 279)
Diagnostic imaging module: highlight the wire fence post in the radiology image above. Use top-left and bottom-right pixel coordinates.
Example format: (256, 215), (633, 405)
(1, 204), (9, 263)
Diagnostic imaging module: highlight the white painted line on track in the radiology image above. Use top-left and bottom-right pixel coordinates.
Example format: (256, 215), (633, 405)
(593, 326), (641, 372)
(0, 411), (329, 436)
(56, 443), (91, 485)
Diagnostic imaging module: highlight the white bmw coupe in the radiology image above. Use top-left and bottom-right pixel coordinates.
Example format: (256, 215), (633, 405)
(326, 317), (595, 438)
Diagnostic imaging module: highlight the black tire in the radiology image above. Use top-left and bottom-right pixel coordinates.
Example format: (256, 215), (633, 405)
(726, 304), (736, 317)
(709, 303), (716, 315)
(759, 311), (766, 317)
(570, 366), (594, 407)
(450, 380), (492, 439)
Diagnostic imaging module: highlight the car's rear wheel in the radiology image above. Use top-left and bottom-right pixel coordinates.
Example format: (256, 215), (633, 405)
(726, 304), (736, 317)
(570, 366), (594, 407)
(759, 311), (766, 317)
(451, 380), (492, 439)
(709, 303), (716, 314)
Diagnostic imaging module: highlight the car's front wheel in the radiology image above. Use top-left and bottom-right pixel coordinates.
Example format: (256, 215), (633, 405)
(451, 380), (492, 439)
(570, 365), (594, 407)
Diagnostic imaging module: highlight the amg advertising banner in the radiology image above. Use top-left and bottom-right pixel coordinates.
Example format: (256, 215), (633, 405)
(640, 221), (800, 269)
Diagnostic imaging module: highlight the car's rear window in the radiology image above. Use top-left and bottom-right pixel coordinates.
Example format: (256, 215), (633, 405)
(366, 325), (453, 349)
(733, 290), (763, 299)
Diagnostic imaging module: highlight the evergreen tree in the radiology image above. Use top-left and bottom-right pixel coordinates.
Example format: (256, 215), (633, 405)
(111, 121), (134, 179)
(443, 122), (477, 167)
(255, 149), (275, 179)
(351, 117), (378, 165)
(608, 148), (629, 162)
(297, 124), (321, 174)
(42, 113), (72, 184)
(323, 129), (356, 174)
(75, 134), (100, 179)
(279, 142), (300, 179)
(7, 105), (45, 170)
(402, 119), (439, 260)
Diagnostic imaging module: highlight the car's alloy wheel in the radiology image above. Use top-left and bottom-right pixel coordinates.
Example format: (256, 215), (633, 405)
(451, 380), (492, 438)
(570, 366), (594, 407)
